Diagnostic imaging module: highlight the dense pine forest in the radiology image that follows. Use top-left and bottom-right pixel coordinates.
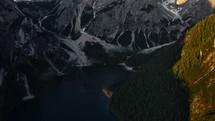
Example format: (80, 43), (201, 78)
(109, 14), (215, 121)
(109, 41), (189, 121)
(173, 14), (215, 121)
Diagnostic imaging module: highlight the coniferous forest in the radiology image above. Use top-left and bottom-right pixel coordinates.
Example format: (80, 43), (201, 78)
(109, 14), (215, 121)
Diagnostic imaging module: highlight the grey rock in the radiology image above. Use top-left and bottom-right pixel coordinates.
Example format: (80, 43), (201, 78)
(0, 0), (214, 120)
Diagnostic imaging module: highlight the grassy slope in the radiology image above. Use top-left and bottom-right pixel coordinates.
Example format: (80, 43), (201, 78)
(173, 14), (215, 121)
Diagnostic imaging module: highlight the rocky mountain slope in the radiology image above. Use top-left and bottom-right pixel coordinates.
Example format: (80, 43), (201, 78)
(0, 0), (215, 120)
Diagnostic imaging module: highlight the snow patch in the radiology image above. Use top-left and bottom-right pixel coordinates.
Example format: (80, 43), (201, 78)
(14, 6), (25, 16)
(140, 41), (176, 54)
(148, 32), (155, 46)
(59, 36), (90, 66)
(144, 33), (149, 48)
(44, 52), (64, 76)
(20, 73), (35, 100)
(16, 28), (26, 47)
(56, 31), (128, 66)
(128, 32), (135, 50)
(158, 0), (183, 21)
(93, 1), (96, 19)
(119, 63), (133, 71)
(28, 43), (35, 56)
(39, 16), (48, 27)
(78, 31), (128, 53)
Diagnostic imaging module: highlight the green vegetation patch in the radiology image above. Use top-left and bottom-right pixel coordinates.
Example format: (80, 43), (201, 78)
(173, 14), (215, 121)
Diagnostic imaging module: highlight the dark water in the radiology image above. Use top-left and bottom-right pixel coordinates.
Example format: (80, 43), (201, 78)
(7, 66), (130, 121)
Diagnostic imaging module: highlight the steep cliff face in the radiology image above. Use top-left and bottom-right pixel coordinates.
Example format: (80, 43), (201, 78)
(0, 0), (214, 120)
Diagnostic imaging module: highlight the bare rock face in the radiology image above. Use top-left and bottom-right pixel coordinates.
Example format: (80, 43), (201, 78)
(180, 0), (215, 23)
(85, 0), (176, 49)
(16, 0), (89, 38)
(84, 0), (214, 51)
(86, 0), (161, 36)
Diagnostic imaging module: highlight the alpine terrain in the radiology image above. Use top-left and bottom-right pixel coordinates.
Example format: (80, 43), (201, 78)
(0, 0), (215, 121)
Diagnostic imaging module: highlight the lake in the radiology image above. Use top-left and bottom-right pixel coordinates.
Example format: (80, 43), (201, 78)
(7, 66), (130, 121)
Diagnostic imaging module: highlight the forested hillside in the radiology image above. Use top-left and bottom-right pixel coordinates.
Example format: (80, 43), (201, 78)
(173, 14), (215, 121)
(109, 14), (215, 121)
(109, 41), (189, 121)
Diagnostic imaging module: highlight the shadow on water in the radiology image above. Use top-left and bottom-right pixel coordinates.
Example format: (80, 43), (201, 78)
(7, 66), (131, 121)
